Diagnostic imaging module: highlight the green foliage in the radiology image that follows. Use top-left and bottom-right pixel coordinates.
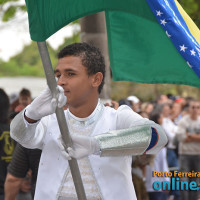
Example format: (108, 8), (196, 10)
(71, 19), (80, 25)
(0, 0), (18, 4)
(0, 59), (44, 76)
(178, 0), (200, 28)
(10, 42), (57, 67)
(2, 5), (27, 22)
(179, 0), (198, 14)
(0, 42), (57, 77)
(19, 5), (26, 11)
(2, 6), (17, 21)
(0, 0), (26, 22)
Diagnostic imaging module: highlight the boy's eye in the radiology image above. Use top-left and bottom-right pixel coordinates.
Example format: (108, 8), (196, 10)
(55, 74), (61, 79)
(68, 73), (75, 76)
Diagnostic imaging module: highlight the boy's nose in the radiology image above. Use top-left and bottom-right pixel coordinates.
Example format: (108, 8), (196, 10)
(57, 76), (65, 86)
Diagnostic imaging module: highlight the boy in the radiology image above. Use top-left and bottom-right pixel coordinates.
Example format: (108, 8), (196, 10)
(11, 43), (167, 200)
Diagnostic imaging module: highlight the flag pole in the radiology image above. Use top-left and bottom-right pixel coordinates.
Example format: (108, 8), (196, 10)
(37, 41), (87, 200)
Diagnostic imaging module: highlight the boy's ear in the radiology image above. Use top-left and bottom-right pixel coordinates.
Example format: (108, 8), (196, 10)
(92, 72), (103, 88)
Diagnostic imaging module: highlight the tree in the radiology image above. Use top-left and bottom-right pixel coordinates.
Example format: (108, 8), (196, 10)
(0, 0), (26, 22)
(178, 0), (200, 28)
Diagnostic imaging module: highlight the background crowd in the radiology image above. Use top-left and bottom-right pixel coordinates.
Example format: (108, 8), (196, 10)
(1, 87), (200, 200)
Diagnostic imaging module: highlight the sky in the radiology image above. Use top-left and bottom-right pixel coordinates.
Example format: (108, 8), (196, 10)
(0, 1), (79, 61)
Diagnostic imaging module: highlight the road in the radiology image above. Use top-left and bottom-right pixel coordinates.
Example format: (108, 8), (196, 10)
(0, 76), (46, 98)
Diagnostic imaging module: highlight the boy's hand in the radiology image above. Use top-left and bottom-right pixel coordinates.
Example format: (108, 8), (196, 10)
(68, 134), (100, 159)
(57, 134), (100, 160)
(25, 86), (67, 120)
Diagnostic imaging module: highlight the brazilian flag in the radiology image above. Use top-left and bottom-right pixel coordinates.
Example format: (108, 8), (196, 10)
(25, 0), (200, 87)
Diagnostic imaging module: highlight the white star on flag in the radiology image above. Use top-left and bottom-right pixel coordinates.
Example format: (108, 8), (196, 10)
(161, 19), (167, 26)
(156, 10), (163, 16)
(187, 62), (192, 68)
(166, 31), (171, 38)
(179, 45), (187, 52)
(190, 49), (196, 56)
(199, 53), (200, 58)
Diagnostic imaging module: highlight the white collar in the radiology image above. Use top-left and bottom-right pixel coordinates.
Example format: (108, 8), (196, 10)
(66, 99), (103, 126)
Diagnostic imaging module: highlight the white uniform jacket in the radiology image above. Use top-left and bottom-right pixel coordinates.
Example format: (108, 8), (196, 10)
(11, 105), (165, 200)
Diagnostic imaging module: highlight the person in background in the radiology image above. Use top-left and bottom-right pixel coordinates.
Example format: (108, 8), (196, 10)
(176, 100), (200, 200)
(4, 144), (41, 200)
(162, 103), (180, 200)
(104, 100), (119, 110)
(145, 103), (154, 116)
(145, 110), (169, 200)
(9, 93), (19, 113)
(118, 98), (132, 108)
(157, 94), (169, 105)
(0, 88), (15, 200)
(127, 95), (141, 113)
(15, 88), (32, 113)
(171, 102), (182, 125)
(175, 98), (186, 111)
(131, 155), (149, 200)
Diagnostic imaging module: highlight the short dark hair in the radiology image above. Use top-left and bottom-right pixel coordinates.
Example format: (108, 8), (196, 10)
(58, 43), (105, 94)
(19, 88), (31, 97)
(0, 88), (9, 123)
(149, 110), (162, 124)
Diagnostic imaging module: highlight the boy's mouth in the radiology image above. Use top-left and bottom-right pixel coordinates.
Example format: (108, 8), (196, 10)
(64, 90), (70, 94)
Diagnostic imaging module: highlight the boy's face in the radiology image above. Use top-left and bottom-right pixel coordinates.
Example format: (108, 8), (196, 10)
(55, 56), (98, 108)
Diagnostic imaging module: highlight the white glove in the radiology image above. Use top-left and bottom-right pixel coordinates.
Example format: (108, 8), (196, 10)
(57, 136), (71, 160)
(68, 134), (100, 159)
(57, 134), (100, 160)
(25, 86), (67, 120)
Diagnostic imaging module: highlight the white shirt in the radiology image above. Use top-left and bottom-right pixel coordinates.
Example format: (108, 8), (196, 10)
(13, 104), (144, 200)
(162, 117), (177, 149)
(60, 102), (103, 199)
(176, 115), (200, 155)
